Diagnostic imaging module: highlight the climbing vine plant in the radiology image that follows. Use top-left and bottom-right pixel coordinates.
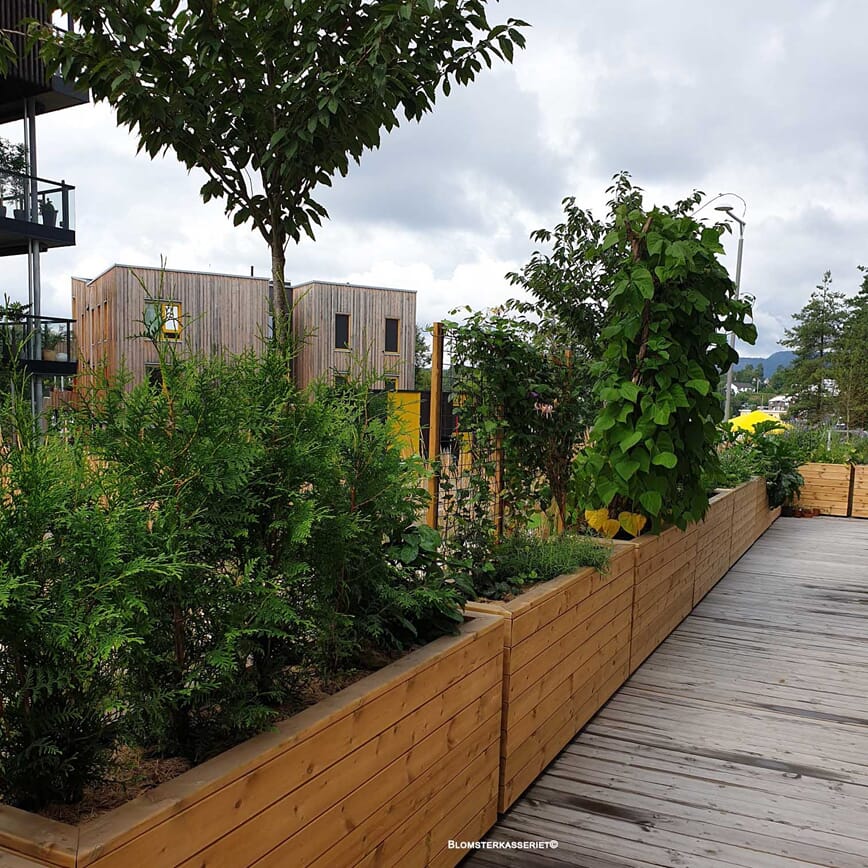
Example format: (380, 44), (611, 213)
(574, 174), (757, 530)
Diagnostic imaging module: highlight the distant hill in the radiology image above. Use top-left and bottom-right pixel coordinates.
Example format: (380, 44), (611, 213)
(733, 351), (795, 377)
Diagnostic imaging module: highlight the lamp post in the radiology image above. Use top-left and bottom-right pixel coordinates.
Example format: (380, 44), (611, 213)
(715, 204), (746, 422)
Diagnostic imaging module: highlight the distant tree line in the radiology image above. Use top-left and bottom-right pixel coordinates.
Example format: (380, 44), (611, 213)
(773, 269), (868, 427)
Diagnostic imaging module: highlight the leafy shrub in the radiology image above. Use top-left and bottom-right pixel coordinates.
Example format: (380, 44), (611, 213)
(1, 330), (470, 807)
(716, 421), (807, 507)
(477, 532), (609, 600)
(0, 390), (170, 808)
(786, 427), (868, 465)
(446, 304), (598, 531)
(304, 382), (471, 671)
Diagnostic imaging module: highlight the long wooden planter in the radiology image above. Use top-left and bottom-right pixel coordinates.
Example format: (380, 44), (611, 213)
(466, 546), (634, 811)
(693, 488), (735, 606)
(729, 477), (767, 566)
(614, 524), (698, 674)
(0, 614), (504, 868)
(795, 463), (852, 516)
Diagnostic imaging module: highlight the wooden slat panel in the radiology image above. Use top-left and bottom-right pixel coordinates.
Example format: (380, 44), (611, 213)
(467, 543), (636, 812)
(851, 465), (868, 519)
(0, 807), (77, 868)
(796, 463), (851, 516)
(77, 614), (502, 867)
(628, 525), (697, 674)
(501, 645), (631, 808)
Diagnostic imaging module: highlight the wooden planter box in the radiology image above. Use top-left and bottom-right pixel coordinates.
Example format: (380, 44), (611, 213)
(728, 477), (767, 566)
(796, 463), (852, 517)
(0, 614), (504, 868)
(466, 547), (634, 812)
(693, 489), (735, 606)
(851, 465), (868, 519)
(615, 523), (698, 674)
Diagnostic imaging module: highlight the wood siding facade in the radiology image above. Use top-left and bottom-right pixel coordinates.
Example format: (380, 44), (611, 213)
(292, 280), (416, 390)
(72, 267), (415, 389)
(72, 266), (270, 387)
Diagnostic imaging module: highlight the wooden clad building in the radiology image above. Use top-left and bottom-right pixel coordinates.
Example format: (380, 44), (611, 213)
(71, 265), (416, 389)
(292, 279), (416, 390)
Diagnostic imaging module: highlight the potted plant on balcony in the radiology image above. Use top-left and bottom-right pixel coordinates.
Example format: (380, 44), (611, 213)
(0, 136), (28, 220)
(41, 324), (60, 361)
(0, 296), (31, 370)
(40, 198), (58, 228)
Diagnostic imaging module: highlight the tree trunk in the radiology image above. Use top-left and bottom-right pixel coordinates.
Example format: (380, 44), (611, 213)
(269, 229), (291, 351)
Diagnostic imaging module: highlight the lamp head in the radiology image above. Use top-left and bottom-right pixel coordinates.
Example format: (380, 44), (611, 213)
(715, 205), (734, 213)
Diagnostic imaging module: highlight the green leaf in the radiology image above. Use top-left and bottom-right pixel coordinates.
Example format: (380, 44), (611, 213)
(619, 429), (643, 453)
(652, 404), (672, 426)
(685, 378), (710, 396)
(614, 456), (641, 481)
(639, 490), (663, 516)
(632, 266), (655, 299)
(620, 382), (640, 403)
(602, 229), (619, 250)
(595, 477), (619, 506)
(652, 451), (677, 468)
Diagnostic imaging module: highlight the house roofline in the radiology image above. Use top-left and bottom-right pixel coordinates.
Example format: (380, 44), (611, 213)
(75, 266), (416, 295)
(292, 279), (416, 295)
(80, 263), (272, 286)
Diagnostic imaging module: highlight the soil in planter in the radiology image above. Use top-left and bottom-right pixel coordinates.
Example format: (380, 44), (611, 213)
(13, 662), (394, 823)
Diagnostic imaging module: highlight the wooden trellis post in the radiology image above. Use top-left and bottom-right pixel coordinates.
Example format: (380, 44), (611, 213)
(426, 322), (444, 529)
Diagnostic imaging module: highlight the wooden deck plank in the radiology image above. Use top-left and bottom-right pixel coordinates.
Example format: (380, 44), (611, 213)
(467, 517), (868, 867)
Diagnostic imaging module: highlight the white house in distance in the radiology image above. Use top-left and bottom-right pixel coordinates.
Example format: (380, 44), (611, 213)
(767, 395), (792, 418)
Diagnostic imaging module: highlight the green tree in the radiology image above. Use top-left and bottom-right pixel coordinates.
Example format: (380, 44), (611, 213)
(768, 363), (794, 394)
(448, 304), (598, 531)
(506, 195), (611, 354)
(781, 271), (846, 423)
(737, 362), (764, 385)
(38, 2), (526, 343)
(832, 267), (868, 429)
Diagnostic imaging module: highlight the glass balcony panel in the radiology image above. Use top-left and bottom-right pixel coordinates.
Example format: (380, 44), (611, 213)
(0, 314), (77, 369)
(0, 172), (75, 231)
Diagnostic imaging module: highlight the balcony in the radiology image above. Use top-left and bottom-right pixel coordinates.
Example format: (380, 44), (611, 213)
(0, 7), (89, 123)
(0, 314), (77, 377)
(0, 172), (75, 256)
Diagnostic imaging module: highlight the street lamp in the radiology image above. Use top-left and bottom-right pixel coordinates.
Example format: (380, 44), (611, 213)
(715, 204), (746, 422)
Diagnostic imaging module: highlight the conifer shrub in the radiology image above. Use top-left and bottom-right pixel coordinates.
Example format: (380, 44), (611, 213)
(0, 386), (172, 808)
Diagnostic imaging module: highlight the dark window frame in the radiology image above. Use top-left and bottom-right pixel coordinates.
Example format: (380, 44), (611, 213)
(385, 317), (400, 353)
(335, 313), (350, 349)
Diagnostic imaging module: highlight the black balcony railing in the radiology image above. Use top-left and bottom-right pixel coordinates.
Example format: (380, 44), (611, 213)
(0, 314), (77, 376)
(0, 6), (88, 122)
(0, 171), (75, 230)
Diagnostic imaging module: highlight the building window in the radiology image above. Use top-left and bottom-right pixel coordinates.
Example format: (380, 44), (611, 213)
(335, 313), (350, 349)
(145, 300), (182, 339)
(385, 318), (399, 353)
(384, 377), (398, 392)
(334, 374), (348, 387)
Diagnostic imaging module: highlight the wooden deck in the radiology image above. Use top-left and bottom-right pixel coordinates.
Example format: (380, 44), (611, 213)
(466, 517), (868, 867)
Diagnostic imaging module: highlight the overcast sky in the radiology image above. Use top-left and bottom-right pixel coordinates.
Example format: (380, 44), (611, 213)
(2, 0), (867, 356)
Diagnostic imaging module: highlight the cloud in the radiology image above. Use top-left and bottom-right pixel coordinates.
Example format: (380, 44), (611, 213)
(2, 0), (868, 360)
